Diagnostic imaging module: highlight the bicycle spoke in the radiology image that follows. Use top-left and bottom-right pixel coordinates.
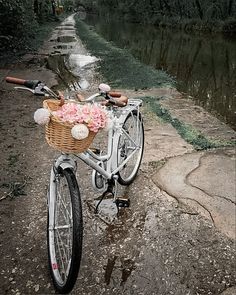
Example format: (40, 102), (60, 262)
(53, 174), (74, 283)
(55, 228), (67, 278)
(57, 180), (71, 222)
(117, 111), (144, 185)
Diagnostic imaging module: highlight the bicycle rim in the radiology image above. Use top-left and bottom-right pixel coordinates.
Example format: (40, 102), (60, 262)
(117, 111), (144, 185)
(47, 168), (83, 293)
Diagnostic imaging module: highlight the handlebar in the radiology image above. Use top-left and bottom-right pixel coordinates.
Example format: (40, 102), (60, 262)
(5, 77), (127, 107)
(5, 76), (59, 98)
(6, 76), (41, 89)
(104, 93), (127, 107)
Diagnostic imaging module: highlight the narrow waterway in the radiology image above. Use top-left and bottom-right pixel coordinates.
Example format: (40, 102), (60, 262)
(84, 14), (236, 130)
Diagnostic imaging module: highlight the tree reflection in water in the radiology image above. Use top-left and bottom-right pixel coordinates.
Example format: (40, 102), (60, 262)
(85, 15), (236, 130)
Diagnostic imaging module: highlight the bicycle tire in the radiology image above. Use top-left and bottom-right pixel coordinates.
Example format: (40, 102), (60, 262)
(47, 167), (83, 294)
(117, 110), (144, 185)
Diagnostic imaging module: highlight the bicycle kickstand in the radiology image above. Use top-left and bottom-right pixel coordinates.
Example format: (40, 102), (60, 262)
(94, 179), (115, 214)
(94, 178), (130, 214)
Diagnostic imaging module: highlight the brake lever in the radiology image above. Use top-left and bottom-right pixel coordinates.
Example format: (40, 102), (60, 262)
(14, 86), (48, 96)
(43, 85), (60, 99)
(14, 86), (35, 94)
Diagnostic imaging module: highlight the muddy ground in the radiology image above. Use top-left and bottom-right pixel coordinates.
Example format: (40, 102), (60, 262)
(0, 16), (236, 295)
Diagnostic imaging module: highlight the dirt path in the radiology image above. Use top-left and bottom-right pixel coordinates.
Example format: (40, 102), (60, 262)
(0, 15), (235, 295)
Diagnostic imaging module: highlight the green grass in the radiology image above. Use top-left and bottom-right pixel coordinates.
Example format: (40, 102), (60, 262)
(74, 17), (174, 89)
(143, 96), (236, 150)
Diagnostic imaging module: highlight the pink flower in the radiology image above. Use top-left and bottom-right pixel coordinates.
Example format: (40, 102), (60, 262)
(52, 102), (108, 133)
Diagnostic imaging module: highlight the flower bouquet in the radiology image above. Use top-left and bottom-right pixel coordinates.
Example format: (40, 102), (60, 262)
(34, 99), (109, 153)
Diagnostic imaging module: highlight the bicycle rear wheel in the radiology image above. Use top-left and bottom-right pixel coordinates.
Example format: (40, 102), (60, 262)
(117, 110), (144, 185)
(47, 167), (83, 294)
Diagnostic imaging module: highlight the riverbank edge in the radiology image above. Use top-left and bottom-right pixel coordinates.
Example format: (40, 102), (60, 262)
(74, 17), (174, 89)
(143, 96), (236, 150)
(73, 17), (236, 150)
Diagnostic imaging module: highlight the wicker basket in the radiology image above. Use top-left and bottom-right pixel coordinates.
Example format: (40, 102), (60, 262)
(43, 99), (96, 153)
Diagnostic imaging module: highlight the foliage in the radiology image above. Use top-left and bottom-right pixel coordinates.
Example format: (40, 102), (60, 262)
(95, 0), (236, 32)
(0, 0), (38, 50)
(63, 0), (75, 12)
(0, 0), (60, 53)
(75, 0), (98, 12)
(74, 17), (174, 89)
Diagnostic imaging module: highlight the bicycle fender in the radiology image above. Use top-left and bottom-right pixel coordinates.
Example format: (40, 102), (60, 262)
(54, 155), (77, 171)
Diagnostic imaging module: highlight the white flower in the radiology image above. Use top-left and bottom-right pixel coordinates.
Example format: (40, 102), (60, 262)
(71, 124), (89, 140)
(34, 108), (50, 125)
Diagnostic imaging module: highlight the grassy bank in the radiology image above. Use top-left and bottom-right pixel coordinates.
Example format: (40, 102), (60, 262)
(144, 97), (236, 150)
(74, 17), (174, 89)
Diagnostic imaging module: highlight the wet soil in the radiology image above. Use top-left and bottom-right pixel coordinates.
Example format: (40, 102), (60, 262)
(0, 58), (235, 295)
(0, 16), (235, 295)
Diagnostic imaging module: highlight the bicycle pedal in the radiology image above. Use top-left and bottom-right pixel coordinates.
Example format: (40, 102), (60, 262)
(115, 198), (130, 208)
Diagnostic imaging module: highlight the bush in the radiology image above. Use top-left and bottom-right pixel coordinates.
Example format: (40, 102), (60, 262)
(0, 0), (38, 51)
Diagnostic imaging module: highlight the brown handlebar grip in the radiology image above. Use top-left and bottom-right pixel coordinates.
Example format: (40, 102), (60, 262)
(5, 76), (26, 85)
(112, 95), (128, 107)
(108, 91), (121, 98)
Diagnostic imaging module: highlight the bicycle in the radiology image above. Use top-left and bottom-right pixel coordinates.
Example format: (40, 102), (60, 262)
(5, 76), (144, 294)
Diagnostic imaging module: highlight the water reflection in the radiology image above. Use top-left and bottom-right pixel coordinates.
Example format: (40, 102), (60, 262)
(84, 15), (236, 130)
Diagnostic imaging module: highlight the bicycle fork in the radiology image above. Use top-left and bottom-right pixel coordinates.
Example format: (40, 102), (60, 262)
(47, 154), (77, 229)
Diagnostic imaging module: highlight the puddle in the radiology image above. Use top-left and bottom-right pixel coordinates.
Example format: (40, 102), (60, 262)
(104, 255), (136, 286)
(104, 255), (117, 285)
(46, 54), (82, 90)
(53, 44), (74, 50)
(78, 78), (90, 90)
(57, 35), (76, 43)
(63, 23), (75, 26)
(68, 53), (99, 68)
(120, 258), (136, 285)
(47, 51), (97, 90)
(44, 14), (99, 93)
(55, 26), (75, 31)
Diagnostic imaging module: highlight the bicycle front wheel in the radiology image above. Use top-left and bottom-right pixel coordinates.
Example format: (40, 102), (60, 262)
(117, 110), (144, 185)
(47, 167), (83, 294)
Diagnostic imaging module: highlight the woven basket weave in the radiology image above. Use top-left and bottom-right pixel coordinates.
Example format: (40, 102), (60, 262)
(43, 99), (96, 153)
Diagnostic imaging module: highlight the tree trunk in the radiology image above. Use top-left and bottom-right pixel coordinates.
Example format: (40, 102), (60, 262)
(34, 0), (39, 15)
(177, 0), (183, 18)
(162, 0), (172, 16)
(51, 0), (56, 15)
(195, 0), (203, 19)
(228, 0), (233, 16)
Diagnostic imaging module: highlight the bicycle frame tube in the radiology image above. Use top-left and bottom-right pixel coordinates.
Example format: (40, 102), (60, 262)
(77, 110), (142, 179)
(78, 126), (115, 179)
(53, 100), (143, 182)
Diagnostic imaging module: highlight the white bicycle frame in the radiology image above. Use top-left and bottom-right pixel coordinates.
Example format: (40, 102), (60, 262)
(47, 96), (143, 280)
(51, 98), (143, 189)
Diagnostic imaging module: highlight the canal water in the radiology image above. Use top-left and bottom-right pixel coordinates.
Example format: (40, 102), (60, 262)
(84, 15), (236, 130)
